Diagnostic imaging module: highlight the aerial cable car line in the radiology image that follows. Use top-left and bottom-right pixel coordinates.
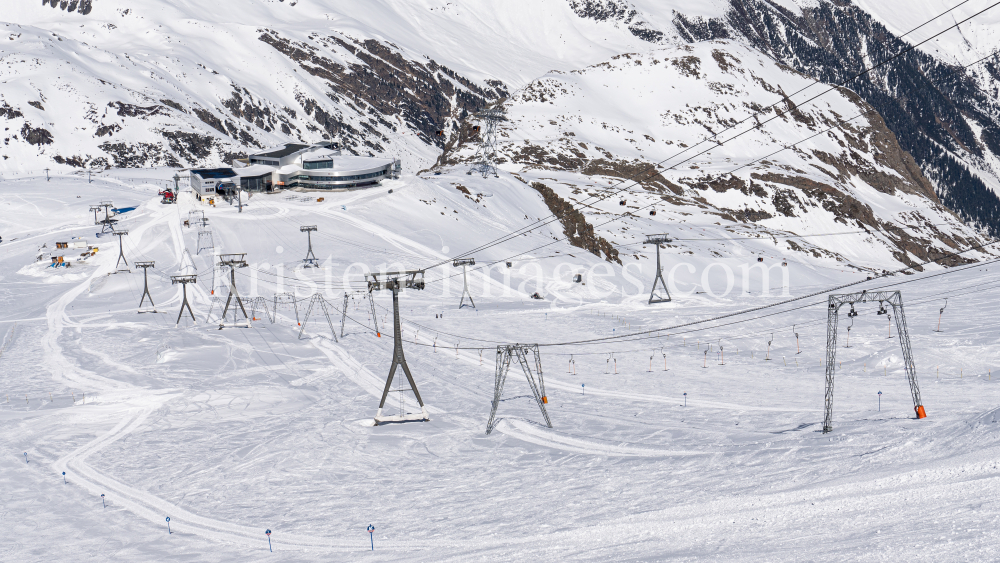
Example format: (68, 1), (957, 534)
(379, 252), (1000, 354)
(417, 46), (1000, 290)
(539, 252), (1000, 350)
(427, 1), (999, 272)
(611, 230), (869, 247)
(418, 239), (1000, 351)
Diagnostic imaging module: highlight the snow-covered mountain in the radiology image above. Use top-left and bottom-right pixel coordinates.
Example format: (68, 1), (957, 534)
(3, 0), (1000, 250)
(440, 40), (988, 271)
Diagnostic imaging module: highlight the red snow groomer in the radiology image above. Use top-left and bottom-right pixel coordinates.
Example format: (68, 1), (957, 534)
(159, 189), (177, 204)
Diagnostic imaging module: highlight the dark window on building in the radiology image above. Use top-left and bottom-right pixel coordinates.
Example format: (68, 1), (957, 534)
(303, 160), (333, 170)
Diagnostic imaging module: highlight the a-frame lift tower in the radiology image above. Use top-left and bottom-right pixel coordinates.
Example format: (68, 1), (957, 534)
(368, 270), (430, 425)
(645, 234), (672, 304)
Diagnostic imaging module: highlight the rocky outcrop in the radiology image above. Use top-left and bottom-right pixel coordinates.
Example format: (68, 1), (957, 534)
(531, 182), (621, 264)
(258, 30), (506, 152)
(672, 0), (1000, 235)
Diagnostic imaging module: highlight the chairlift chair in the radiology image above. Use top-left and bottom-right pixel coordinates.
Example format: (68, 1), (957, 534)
(757, 256), (764, 263)
(649, 208), (657, 216)
(619, 199), (627, 206)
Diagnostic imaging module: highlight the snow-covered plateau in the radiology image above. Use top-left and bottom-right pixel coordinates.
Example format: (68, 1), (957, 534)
(4, 0), (1000, 561)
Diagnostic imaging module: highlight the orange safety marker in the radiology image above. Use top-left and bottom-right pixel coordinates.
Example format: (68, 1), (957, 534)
(915, 405), (927, 419)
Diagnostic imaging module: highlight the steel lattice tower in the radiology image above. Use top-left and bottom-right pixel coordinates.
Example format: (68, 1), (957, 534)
(196, 227), (214, 255)
(297, 294), (338, 342)
(135, 261), (156, 312)
(645, 234), (672, 304)
(98, 201), (117, 233)
(823, 290), (925, 433)
(300, 226), (318, 267)
(467, 108), (505, 178)
(486, 344), (552, 435)
(217, 253), (251, 328)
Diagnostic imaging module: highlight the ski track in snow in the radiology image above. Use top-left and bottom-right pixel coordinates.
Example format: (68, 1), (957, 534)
(5, 171), (1000, 560)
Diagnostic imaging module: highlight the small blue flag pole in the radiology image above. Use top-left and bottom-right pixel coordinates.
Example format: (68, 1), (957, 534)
(878, 390), (882, 412)
(266, 529), (272, 552)
(368, 524), (375, 551)
(683, 392), (687, 407)
(23, 452), (27, 464)
(62, 471), (66, 484)
(101, 494), (106, 508)
(581, 383), (585, 396)
(166, 517), (171, 534)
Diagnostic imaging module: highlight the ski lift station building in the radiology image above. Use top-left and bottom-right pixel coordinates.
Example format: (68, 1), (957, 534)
(189, 142), (401, 197)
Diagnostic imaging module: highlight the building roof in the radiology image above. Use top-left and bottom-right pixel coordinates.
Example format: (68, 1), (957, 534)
(234, 165), (276, 178)
(191, 168), (237, 179)
(301, 148), (337, 161)
(252, 143), (311, 158)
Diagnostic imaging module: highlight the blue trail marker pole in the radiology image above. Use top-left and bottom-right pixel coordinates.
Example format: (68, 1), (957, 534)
(878, 390), (882, 412)
(23, 452), (27, 464)
(101, 494), (106, 508)
(368, 524), (375, 551)
(266, 529), (272, 552)
(683, 392), (687, 407)
(166, 517), (171, 534)
(581, 383), (585, 396)
(62, 471), (66, 484)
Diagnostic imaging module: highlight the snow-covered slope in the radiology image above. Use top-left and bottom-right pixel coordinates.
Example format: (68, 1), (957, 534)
(441, 41), (991, 271)
(2, 159), (1000, 561)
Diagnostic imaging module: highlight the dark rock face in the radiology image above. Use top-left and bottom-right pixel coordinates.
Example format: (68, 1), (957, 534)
(99, 140), (179, 168)
(258, 30), (506, 154)
(20, 123), (53, 145)
(531, 181), (622, 264)
(108, 101), (165, 119)
(42, 0), (91, 15)
(0, 102), (24, 120)
(160, 131), (216, 162)
(672, 0), (1000, 235)
(567, 0), (664, 42)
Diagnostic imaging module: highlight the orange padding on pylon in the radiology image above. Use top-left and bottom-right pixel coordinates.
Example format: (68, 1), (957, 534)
(377, 332), (381, 338)
(916, 405), (927, 419)
(542, 396), (548, 404)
